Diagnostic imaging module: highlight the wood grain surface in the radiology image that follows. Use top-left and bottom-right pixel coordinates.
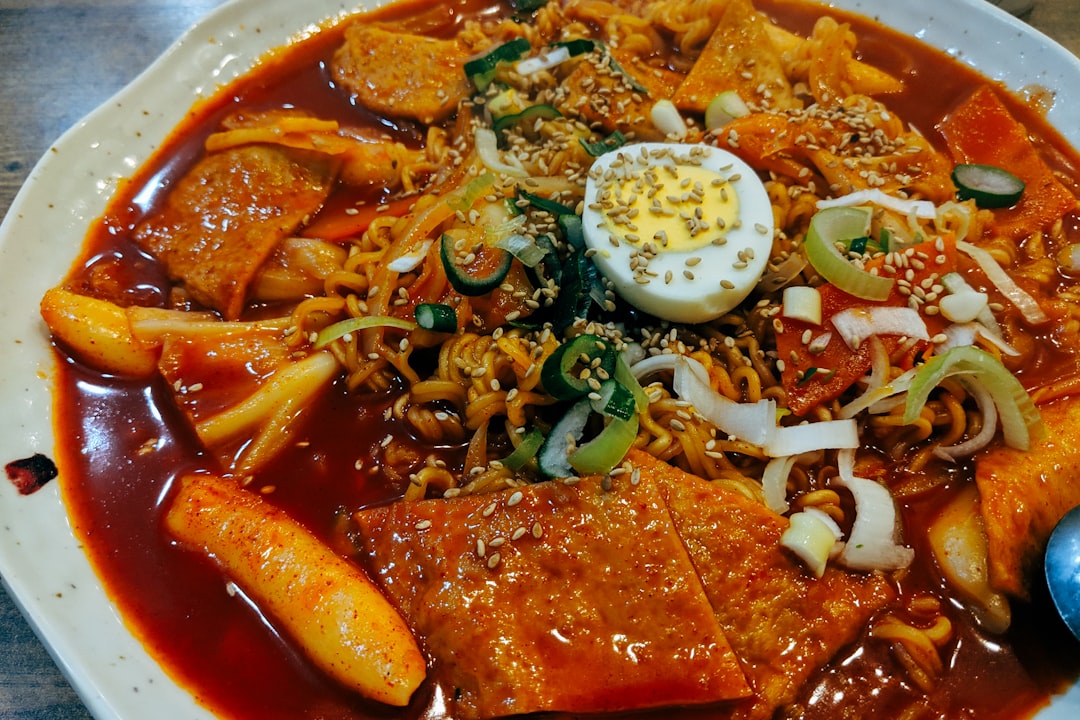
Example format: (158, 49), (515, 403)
(0, 1), (1077, 718)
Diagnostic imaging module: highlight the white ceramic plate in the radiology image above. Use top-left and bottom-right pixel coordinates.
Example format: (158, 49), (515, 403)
(1, 0), (1078, 717)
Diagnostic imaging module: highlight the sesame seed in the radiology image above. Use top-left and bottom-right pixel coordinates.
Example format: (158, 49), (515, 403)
(507, 490), (523, 507)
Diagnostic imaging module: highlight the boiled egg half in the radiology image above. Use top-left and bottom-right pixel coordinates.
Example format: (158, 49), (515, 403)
(582, 142), (773, 323)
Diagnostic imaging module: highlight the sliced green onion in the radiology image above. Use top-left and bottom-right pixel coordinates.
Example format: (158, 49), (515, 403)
(486, 87), (524, 120)
(515, 46), (571, 75)
(448, 172), (496, 212)
(569, 413), (638, 475)
(518, 189), (575, 216)
(496, 233), (548, 268)
(501, 427), (544, 471)
(650, 99), (687, 139)
(848, 236), (869, 255)
(952, 163), (1025, 209)
(614, 353), (650, 412)
(781, 511), (838, 578)
(902, 345), (1043, 451)
(485, 214), (527, 245)
(511, 0), (548, 11)
(579, 130), (626, 157)
(492, 103), (562, 141)
(313, 315), (417, 349)
(537, 398), (592, 478)
(551, 38), (595, 56)
(464, 38), (531, 90)
(414, 303), (457, 333)
(704, 90), (750, 130)
(589, 379), (636, 421)
(521, 233), (561, 292)
(557, 213), (584, 250)
(540, 333), (615, 400)
(475, 127), (528, 177)
(877, 228), (892, 253)
(804, 206), (894, 301)
(439, 233), (513, 297)
(548, 250), (597, 332)
(605, 49), (649, 95)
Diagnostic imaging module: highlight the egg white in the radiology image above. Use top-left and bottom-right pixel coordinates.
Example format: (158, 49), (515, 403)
(581, 142), (774, 323)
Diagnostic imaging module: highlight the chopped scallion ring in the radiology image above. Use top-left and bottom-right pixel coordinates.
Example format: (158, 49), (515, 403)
(540, 333), (615, 401)
(313, 316), (417, 349)
(804, 206), (894, 301)
(501, 428), (544, 471)
(952, 163), (1025, 208)
(464, 37), (530, 91)
(414, 303), (457, 333)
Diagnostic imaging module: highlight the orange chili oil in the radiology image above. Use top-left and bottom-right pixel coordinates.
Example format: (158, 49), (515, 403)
(51, 0), (1080, 718)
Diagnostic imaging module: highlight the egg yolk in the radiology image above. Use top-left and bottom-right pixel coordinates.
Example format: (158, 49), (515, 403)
(593, 156), (741, 254)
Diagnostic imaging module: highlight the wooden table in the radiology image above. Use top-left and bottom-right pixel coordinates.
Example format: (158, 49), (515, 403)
(1, 1), (1078, 718)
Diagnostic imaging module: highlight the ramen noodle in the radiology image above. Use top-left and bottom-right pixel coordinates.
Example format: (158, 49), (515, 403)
(36, 0), (1080, 718)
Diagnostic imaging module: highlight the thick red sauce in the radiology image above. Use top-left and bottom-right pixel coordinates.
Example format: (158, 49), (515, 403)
(52, 1), (1080, 718)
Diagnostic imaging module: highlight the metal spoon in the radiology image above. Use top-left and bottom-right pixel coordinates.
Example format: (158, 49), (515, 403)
(1046, 504), (1080, 640)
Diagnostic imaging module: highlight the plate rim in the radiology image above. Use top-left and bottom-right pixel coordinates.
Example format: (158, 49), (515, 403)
(1, 0), (1078, 718)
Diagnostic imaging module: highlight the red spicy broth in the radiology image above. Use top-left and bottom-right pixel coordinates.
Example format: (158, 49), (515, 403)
(51, 0), (1080, 718)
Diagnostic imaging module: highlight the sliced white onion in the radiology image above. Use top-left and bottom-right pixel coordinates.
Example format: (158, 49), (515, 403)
(386, 239), (433, 273)
(974, 323), (1021, 356)
(936, 321), (978, 354)
(762, 455), (797, 514)
(837, 336), (890, 419)
(934, 201), (974, 242)
(474, 127), (528, 178)
(957, 240), (1050, 325)
(933, 377), (998, 461)
(757, 251), (809, 293)
(936, 321), (1021, 358)
(672, 356), (774, 446)
(632, 353), (861, 455)
(831, 473), (915, 572)
(831, 306), (929, 350)
(765, 419), (858, 457)
(650, 99), (688, 140)
(629, 352), (679, 382)
(515, 45), (571, 75)
(816, 189), (936, 220)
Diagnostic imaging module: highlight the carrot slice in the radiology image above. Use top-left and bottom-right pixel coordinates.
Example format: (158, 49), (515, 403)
(777, 235), (956, 415)
(938, 85), (1078, 239)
